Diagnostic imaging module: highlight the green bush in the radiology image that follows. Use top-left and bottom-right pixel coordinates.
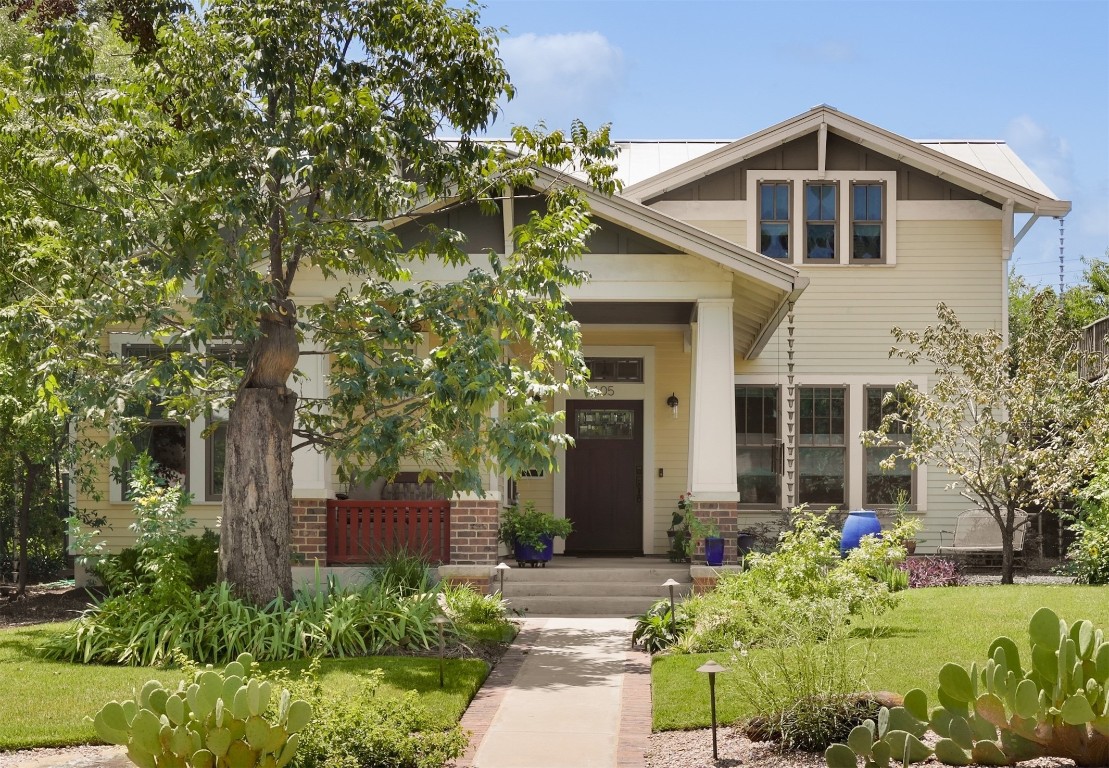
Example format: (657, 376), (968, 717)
(370, 544), (433, 595)
(674, 507), (905, 653)
(41, 576), (446, 666)
(440, 583), (515, 642)
(0, 536), (66, 582)
(294, 672), (466, 768)
(94, 529), (220, 594)
(1062, 500), (1109, 585)
(733, 608), (876, 752)
(632, 599), (686, 654)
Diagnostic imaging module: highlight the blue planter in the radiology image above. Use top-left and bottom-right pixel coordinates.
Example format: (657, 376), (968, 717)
(514, 535), (554, 568)
(841, 511), (882, 556)
(704, 536), (725, 566)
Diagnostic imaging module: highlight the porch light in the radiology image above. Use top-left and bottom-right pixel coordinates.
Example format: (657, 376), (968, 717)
(697, 659), (729, 759)
(666, 393), (679, 418)
(495, 562), (510, 595)
(661, 578), (680, 636)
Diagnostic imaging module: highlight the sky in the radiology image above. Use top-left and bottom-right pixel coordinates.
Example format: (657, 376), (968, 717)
(473, 0), (1109, 289)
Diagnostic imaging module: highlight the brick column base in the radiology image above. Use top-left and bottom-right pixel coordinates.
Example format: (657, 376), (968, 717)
(449, 499), (499, 564)
(291, 498), (328, 563)
(691, 500), (738, 564)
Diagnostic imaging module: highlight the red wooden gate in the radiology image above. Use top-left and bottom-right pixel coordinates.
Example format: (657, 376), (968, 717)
(326, 500), (451, 565)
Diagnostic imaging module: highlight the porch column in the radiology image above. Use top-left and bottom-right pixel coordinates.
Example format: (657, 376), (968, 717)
(688, 298), (739, 564)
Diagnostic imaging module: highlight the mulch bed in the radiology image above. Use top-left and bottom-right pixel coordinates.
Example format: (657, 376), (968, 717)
(0, 585), (100, 628)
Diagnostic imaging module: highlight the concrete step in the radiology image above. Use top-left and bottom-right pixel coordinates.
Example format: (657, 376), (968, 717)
(498, 565), (691, 583)
(500, 581), (692, 598)
(505, 595), (670, 618)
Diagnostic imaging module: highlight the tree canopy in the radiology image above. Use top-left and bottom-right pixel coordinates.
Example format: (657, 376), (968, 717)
(2, 0), (620, 603)
(864, 294), (1106, 583)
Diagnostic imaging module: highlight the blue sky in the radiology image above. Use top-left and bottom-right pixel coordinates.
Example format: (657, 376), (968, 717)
(476, 0), (1109, 289)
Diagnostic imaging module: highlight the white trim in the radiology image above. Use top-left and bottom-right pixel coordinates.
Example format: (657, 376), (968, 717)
(554, 345), (656, 555)
(746, 171), (898, 266)
(899, 200), (1003, 221)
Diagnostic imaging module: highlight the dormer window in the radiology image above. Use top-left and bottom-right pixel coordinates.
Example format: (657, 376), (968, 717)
(851, 182), (885, 261)
(804, 182), (837, 262)
(758, 182), (791, 259)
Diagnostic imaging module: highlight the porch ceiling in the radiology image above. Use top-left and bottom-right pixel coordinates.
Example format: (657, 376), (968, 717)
(570, 301), (695, 325)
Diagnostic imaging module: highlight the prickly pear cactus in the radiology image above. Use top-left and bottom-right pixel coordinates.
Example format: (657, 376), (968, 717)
(90, 653), (312, 768)
(826, 608), (1109, 767)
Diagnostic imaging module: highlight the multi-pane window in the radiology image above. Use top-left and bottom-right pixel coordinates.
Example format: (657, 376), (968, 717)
(584, 357), (644, 383)
(798, 387), (846, 505)
(865, 386), (913, 505)
(120, 344), (188, 499)
(206, 421), (228, 501)
(758, 182), (790, 259)
(804, 183), (837, 261)
(852, 183), (885, 261)
(735, 386), (780, 505)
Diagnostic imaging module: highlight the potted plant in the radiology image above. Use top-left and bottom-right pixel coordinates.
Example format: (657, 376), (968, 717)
(890, 491), (924, 555)
(666, 495), (693, 563)
(498, 502), (573, 568)
(683, 494), (725, 566)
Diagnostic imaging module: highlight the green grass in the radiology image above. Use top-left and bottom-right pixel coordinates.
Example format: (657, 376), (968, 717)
(0, 622), (489, 750)
(652, 585), (1109, 731)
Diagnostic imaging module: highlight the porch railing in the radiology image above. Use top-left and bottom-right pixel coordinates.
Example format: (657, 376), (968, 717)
(326, 499), (451, 565)
(1082, 316), (1109, 381)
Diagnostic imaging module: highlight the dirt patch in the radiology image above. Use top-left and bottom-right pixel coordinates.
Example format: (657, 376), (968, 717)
(0, 585), (100, 628)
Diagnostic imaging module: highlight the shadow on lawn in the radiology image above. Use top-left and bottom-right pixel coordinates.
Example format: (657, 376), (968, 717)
(849, 624), (920, 640)
(0, 626), (60, 662)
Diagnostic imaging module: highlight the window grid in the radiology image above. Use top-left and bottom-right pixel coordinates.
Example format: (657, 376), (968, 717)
(798, 386), (846, 505)
(851, 182), (885, 261)
(735, 386), (781, 506)
(758, 182), (791, 260)
(804, 183), (838, 262)
(584, 357), (644, 383)
(865, 386), (913, 506)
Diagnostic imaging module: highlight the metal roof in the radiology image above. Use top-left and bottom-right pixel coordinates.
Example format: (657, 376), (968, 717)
(917, 141), (1058, 198)
(608, 138), (1057, 198)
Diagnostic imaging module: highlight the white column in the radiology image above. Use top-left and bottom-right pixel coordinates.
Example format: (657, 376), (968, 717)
(291, 336), (330, 498)
(688, 299), (739, 499)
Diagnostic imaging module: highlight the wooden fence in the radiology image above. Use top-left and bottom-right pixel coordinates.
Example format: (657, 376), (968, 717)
(326, 499), (451, 565)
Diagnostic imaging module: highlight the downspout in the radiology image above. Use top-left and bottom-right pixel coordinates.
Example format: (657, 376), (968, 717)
(1001, 199), (1014, 346)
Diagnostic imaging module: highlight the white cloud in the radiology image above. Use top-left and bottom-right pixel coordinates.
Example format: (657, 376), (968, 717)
(495, 32), (625, 130)
(1004, 115), (1073, 199)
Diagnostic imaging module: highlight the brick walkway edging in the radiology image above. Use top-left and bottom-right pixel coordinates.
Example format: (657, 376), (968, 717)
(451, 619), (549, 768)
(617, 647), (652, 768)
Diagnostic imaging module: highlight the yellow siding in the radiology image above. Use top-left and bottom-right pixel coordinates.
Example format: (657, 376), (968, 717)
(686, 220), (746, 246)
(737, 220), (1004, 376)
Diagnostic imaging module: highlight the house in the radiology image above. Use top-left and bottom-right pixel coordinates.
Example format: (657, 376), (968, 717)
(79, 106), (1070, 576)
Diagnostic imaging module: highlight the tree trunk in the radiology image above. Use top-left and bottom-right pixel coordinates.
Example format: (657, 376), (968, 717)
(219, 386), (297, 604)
(1000, 515), (1015, 585)
(16, 455), (44, 598)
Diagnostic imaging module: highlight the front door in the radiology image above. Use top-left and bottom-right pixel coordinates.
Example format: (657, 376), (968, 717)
(565, 400), (644, 554)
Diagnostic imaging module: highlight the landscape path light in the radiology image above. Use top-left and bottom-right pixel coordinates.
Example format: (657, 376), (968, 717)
(495, 562), (510, 595)
(432, 615), (449, 688)
(661, 578), (680, 636)
(697, 659), (728, 760)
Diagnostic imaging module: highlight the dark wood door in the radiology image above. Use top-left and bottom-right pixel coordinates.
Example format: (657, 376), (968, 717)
(565, 400), (643, 554)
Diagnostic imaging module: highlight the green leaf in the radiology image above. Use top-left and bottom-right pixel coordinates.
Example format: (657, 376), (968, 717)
(1060, 694), (1097, 725)
(825, 743), (858, 768)
(939, 663), (976, 704)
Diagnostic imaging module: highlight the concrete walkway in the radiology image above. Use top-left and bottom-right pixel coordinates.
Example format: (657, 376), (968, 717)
(455, 618), (651, 768)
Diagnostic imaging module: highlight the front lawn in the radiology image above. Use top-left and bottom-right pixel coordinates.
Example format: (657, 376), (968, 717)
(652, 585), (1109, 730)
(0, 622), (488, 750)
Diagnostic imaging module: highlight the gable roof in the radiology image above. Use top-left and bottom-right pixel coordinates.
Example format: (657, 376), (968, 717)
(619, 106), (1070, 216)
(530, 166), (809, 358)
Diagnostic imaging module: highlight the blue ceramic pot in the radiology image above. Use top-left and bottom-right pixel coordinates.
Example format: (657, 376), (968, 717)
(841, 511), (882, 556)
(704, 536), (725, 566)
(513, 534), (554, 567)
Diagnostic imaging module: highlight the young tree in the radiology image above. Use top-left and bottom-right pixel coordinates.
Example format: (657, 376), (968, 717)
(863, 294), (1106, 583)
(10, 0), (618, 604)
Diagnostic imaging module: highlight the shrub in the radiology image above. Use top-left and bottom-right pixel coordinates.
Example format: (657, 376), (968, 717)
(632, 599), (686, 654)
(94, 529), (220, 594)
(1061, 501), (1109, 585)
(294, 673), (467, 768)
(733, 608), (876, 752)
(673, 508), (903, 653)
(370, 544), (433, 595)
(497, 502), (573, 550)
(0, 536), (66, 582)
(900, 556), (962, 588)
(440, 583), (515, 643)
